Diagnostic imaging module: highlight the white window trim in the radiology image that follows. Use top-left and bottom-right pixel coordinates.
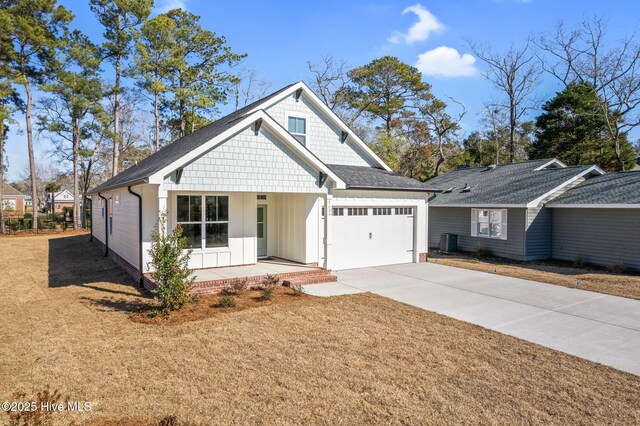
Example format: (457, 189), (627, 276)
(285, 111), (310, 146)
(471, 208), (508, 240)
(175, 193), (231, 251)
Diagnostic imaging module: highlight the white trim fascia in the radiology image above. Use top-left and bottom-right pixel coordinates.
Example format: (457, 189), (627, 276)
(247, 81), (392, 172)
(547, 204), (640, 209)
(148, 110), (346, 189)
(431, 204), (526, 208)
(526, 165), (606, 208)
(534, 158), (568, 170)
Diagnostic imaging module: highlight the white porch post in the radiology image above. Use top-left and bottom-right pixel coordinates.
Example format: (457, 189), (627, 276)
(323, 189), (333, 270)
(158, 188), (168, 236)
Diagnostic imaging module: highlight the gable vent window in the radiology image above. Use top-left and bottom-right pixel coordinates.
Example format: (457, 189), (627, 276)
(287, 116), (307, 145)
(332, 207), (344, 216)
(373, 207), (391, 215)
(347, 207), (368, 216)
(395, 207), (413, 215)
(257, 194), (267, 200)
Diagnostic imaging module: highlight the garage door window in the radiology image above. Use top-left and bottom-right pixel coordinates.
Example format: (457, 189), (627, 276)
(373, 208), (391, 215)
(395, 207), (413, 215)
(471, 209), (507, 240)
(333, 207), (344, 216)
(348, 208), (368, 216)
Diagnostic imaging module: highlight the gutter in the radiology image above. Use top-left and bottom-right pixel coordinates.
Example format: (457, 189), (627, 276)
(97, 192), (108, 257)
(128, 186), (144, 288)
(343, 186), (443, 193)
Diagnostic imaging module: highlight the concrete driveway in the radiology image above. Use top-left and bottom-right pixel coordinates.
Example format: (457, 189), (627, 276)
(304, 262), (640, 376)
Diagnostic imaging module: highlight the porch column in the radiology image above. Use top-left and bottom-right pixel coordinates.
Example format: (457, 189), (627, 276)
(158, 189), (168, 236)
(323, 191), (333, 270)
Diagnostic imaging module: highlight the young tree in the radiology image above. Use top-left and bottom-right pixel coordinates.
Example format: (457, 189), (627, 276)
(39, 30), (104, 229)
(469, 41), (541, 163)
(537, 17), (640, 171)
(231, 67), (271, 111)
(0, 0), (72, 230)
(530, 82), (635, 171)
(161, 9), (245, 139)
(90, 0), (152, 176)
(131, 13), (176, 151)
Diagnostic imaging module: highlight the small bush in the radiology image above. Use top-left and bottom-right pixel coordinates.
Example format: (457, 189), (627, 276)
(291, 285), (305, 296)
(158, 416), (180, 426)
(476, 245), (493, 258)
(217, 294), (236, 308)
(608, 262), (626, 274)
(147, 213), (195, 314)
(259, 274), (280, 301)
(6, 385), (68, 426)
(221, 278), (248, 295)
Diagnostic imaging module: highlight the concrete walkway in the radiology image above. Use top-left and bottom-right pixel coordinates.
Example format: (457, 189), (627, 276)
(304, 262), (640, 376)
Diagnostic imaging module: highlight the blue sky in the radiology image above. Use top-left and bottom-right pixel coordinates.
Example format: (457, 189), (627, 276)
(4, 0), (640, 181)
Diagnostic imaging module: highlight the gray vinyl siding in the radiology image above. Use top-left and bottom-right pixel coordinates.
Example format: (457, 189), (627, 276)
(428, 207), (526, 260)
(551, 208), (640, 271)
(525, 207), (551, 260)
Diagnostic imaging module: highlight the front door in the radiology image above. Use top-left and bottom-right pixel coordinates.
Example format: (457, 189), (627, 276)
(257, 205), (267, 258)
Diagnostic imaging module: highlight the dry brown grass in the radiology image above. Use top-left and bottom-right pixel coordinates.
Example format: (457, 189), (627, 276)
(430, 253), (640, 300)
(1, 235), (639, 425)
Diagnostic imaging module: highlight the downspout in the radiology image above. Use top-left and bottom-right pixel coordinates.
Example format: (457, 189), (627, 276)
(87, 196), (93, 242)
(128, 186), (144, 287)
(97, 192), (108, 257)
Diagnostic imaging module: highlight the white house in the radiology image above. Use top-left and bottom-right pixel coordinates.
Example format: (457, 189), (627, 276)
(48, 189), (75, 212)
(88, 82), (432, 285)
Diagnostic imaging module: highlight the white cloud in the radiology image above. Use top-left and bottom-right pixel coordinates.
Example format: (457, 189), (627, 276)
(388, 4), (444, 44)
(415, 46), (478, 77)
(155, 0), (187, 13)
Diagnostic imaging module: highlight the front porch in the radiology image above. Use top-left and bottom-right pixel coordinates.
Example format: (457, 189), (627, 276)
(190, 258), (336, 294)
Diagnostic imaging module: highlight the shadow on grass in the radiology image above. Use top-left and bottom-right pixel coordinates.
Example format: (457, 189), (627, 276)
(80, 295), (155, 315)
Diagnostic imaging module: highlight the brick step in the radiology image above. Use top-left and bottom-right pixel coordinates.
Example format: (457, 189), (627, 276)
(282, 274), (337, 287)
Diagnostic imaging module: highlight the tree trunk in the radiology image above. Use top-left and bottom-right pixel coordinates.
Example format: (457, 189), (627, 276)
(0, 120), (4, 234)
(112, 54), (121, 177)
(154, 91), (160, 151)
(509, 100), (516, 163)
(72, 117), (81, 230)
(24, 81), (38, 231)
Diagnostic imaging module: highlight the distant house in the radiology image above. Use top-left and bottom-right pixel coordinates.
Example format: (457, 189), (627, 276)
(1, 183), (27, 213)
(547, 171), (640, 270)
(48, 189), (74, 212)
(424, 159), (605, 261)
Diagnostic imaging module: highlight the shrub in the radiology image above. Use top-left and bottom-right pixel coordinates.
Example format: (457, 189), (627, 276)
(158, 416), (179, 426)
(147, 213), (195, 314)
(221, 278), (248, 295)
(217, 294), (237, 308)
(608, 262), (626, 274)
(291, 285), (305, 297)
(259, 274), (280, 301)
(476, 245), (493, 258)
(6, 385), (68, 426)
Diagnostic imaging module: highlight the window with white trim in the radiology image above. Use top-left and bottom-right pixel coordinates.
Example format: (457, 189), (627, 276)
(471, 209), (507, 240)
(177, 195), (229, 249)
(287, 116), (307, 145)
(348, 207), (368, 216)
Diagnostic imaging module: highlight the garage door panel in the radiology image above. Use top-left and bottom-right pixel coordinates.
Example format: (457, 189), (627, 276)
(331, 208), (414, 270)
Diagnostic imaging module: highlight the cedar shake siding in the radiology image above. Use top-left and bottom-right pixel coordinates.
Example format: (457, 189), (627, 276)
(551, 208), (640, 271)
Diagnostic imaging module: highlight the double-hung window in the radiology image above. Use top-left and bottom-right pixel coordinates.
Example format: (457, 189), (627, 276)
(471, 209), (507, 240)
(287, 115), (307, 145)
(177, 195), (230, 249)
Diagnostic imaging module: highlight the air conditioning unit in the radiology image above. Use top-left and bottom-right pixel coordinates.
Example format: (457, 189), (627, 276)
(439, 233), (458, 253)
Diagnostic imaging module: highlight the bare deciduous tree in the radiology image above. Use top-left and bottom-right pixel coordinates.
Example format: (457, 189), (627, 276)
(231, 68), (271, 110)
(469, 40), (541, 163)
(537, 17), (640, 170)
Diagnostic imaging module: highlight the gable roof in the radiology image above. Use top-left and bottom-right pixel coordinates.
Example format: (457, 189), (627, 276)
(328, 164), (435, 191)
(1, 182), (25, 197)
(548, 171), (640, 207)
(425, 159), (604, 207)
(90, 84), (299, 193)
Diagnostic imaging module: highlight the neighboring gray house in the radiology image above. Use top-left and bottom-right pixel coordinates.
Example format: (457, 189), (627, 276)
(425, 159), (604, 261)
(547, 171), (640, 270)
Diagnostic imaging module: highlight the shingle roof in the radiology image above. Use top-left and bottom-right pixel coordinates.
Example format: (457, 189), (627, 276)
(90, 83), (296, 193)
(1, 182), (25, 197)
(327, 164), (432, 191)
(424, 159), (600, 206)
(548, 171), (640, 205)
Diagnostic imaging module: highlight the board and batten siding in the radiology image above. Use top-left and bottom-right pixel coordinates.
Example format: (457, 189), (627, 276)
(428, 207), (526, 260)
(265, 93), (377, 167)
(551, 208), (640, 271)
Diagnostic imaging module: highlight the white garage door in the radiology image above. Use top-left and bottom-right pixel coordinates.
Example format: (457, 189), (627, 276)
(331, 207), (415, 270)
